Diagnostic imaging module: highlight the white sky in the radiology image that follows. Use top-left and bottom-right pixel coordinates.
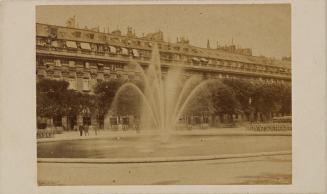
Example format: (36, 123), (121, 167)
(36, 4), (291, 59)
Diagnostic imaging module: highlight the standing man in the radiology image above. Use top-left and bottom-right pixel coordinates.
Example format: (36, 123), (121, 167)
(78, 124), (83, 136)
(93, 125), (98, 135)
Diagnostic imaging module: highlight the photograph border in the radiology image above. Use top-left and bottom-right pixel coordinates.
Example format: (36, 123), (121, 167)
(0, 0), (326, 194)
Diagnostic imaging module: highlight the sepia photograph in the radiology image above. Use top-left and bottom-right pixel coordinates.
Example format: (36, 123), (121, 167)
(35, 4), (293, 186)
(2, 0), (327, 193)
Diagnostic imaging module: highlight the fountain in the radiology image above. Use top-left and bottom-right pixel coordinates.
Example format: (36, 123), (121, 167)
(38, 45), (292, 162)
(37, 45), (292, 176)
(109, 44), (218, 141)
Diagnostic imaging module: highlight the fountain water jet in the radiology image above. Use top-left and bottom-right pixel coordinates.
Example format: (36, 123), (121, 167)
(109, 44), (221, 142)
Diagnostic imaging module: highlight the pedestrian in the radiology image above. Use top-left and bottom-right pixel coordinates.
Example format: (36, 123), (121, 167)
(94, 125), (98, 135)
(78, 124), (83, 136)
(83, 124), (89, 136)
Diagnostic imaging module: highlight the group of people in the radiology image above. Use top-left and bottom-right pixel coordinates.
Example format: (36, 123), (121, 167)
(74, 121), (141, 136)
(76, 124), (98, 136)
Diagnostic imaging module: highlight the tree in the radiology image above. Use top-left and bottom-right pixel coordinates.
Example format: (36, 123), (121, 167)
(223, 78), (256, 116)
(182, 79), (215, 115)
(93, 79), (124, 116)
(37, 79), (70, 118)
(93, 78), (145, 116)
(211, 83), (241, 123)
(37, 79), (96, 128)
(248, 80), (292, 121)
(279, 83), (292, 115)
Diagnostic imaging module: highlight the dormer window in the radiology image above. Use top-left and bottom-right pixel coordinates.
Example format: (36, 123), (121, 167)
(99, 35), (106, 41)
(73, 31), (81, 38)
(86, 33), (94, 39)
(80, 42), (91, 50)
(121, 47), (129, 56)
(49, 27), (58, 39)
(65, 41), (77, 49)
(108, 46), (117, 54)
(36, 38), (47, 46)
(132, 49), (140, 58)
(51, 40), (60, 48)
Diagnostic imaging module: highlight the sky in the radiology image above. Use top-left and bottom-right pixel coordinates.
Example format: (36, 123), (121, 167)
(36, 4), (291, 59)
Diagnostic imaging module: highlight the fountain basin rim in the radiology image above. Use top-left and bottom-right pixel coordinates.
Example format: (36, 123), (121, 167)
(37, 132), (292, 144)
(37, 150), (291, 164)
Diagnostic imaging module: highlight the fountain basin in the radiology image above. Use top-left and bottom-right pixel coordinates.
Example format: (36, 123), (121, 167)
(37, 134), (291, 161)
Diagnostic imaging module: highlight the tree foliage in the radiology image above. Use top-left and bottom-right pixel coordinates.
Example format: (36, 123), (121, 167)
(93, 79), (145, 116)
(36, 79), (95, 118)
(222, 78), (292, 120)
(93, 79), (123, 115)
(37, 77), (292, 124)
(211, 83), (241, 116)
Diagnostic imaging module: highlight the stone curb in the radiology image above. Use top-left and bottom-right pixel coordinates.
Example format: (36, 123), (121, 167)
(37, 150), (291, 164)
(37, 132), (291, 143)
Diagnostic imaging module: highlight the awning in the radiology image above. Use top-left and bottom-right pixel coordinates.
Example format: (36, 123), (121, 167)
(132, 49), (139, 57)
(108, 46), (117, 54)
(200, 58), (208, 62)
(80, 42), (91, 50)
(192, 57), (200, 62)
(37, 41), (46, 46)
(66, 41), (77, 49)
(121, 47), (129, 55)
(97, 63), (104, 66)
(51, 41), (59, 48)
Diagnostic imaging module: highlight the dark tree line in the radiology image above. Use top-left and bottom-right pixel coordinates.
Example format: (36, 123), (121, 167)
(226, 79), (291, 119)
(37, 78), (144, 128)
(182, 78), (291, 123)
(37, 77), (291, 128)
(37, 79), (95, 118)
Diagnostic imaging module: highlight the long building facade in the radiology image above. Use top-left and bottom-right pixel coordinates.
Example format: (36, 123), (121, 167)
(36, 23), (291, 130)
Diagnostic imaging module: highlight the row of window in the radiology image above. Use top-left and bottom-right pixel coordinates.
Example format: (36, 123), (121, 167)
(41, 25), (193, 52)
(37, 25), (291, 68)
(68, 78), (90, 91)
(38, 56), (290, 78)
(38, 67), (286, 91)
(38, 73), (141, 92)
(37, 38), (141, 58)
(38, 58), (124, 71)
(36, 38), (291, 75)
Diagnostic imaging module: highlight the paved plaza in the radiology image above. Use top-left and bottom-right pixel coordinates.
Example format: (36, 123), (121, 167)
(37, 128), (291, 185)
(38, 154), (291, 185)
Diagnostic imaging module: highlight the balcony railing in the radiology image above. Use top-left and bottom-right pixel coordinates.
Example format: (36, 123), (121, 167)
(36, 45), (291, 80)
